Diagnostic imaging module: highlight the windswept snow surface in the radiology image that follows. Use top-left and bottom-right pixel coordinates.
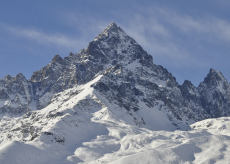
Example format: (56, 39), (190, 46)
(0, 76), (229, 164)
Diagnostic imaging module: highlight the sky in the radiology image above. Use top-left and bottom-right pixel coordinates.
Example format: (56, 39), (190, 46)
(0, 0), (230, 86)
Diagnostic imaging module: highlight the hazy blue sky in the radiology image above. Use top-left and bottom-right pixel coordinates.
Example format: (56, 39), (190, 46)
(1, 0), (230, 86)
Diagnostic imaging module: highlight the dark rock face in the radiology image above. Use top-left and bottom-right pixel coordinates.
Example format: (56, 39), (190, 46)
(0, 22), (230, 126)
(198, 69), (230, 118)
(0, 90), (10, 100)
(0, 73), (33, 114)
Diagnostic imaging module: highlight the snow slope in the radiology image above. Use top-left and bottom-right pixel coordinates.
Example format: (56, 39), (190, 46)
(0, 75), (229, 163)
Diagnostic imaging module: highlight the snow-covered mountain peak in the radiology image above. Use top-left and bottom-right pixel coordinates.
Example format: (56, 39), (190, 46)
(179, 80), (198, 98)
(204, 68), (227, 84)
(15, 73), (26, 81)
(51, 54), (64, 64)
(4, 75), (12, 81)
(3, 73), (26, 82)
(94, 22), (123, 41)
(88, 22), (153, 70)
(199, 68), (229, 93)
(181, 80), (194, 88)
(104, 22), (119, 31)
(108, 21), (118, 28)
(198, 68), (230, 118)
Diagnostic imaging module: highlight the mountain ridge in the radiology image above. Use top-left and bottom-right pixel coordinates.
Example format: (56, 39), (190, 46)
(0, 22), (229, 126)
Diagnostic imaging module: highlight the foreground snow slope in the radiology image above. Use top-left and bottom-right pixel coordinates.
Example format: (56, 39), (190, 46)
(0, 75), (230, 164)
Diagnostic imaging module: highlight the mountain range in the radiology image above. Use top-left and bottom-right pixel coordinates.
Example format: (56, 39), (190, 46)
(0, 22), (230, 163)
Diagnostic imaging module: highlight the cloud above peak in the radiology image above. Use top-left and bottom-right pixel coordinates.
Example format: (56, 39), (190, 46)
(3, 25), (83, 49)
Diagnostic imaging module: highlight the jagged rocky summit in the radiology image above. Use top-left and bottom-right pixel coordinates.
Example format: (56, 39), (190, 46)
(0, 22), (229, 129)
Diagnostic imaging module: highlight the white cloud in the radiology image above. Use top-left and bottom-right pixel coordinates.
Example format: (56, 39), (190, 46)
(0, 23), (91, 54)
(162, 11), (230, 42)
(59, 11), (111, 39)
(8, 27), (85, 49)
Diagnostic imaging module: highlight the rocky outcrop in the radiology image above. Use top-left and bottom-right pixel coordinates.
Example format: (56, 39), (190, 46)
(198, 69), (230, 118)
